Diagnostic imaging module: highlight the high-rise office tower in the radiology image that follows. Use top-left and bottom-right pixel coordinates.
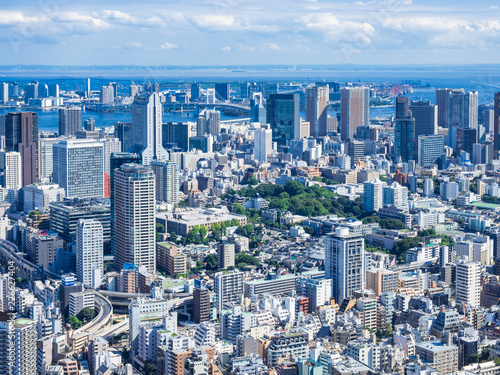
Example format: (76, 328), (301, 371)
(0, 313), (37, 374)
(436, 88), (478, 129)
(85, 78), (91, 98)
(114, 122), (133, 152)
(196, 116), (206, 137)
(250, 99), (267, 124)
(348, 140), (364, 167)
(306, 86), (329, 138)
(48, 83), (59, 97)
(109, 152), (141, 255)
(102, 138), (122, 176)
(214, 83), (230, 101)
(394, 97), (416, 162)
(456, 128), (477, 156)
(494, 93), (500, 159)
(114, 164), (156, 272)
(58, 106), (82, 136)
(100, 84), (114, 104)
(484, 109), (494, 133)
(162, 122), (189, 151)
(191, 83), (201, 101)
(363, 178), (384, 212)
(456, 261), (481, 308)
(53, 139), (104, 199)
(129, 83), (141, 99)
(240, 82), (250, 98)
(254, 124), (273, 162)
(38, 83), (48, 98)
(84, 118), (95, 131)
(0, 151), (22, 190)
(205, 110), (221, 135)
(24, 81), (38, 101)
(150, 160), (180, 205)
(76, 219), (103, 287)
(39, 137), (59, 180)
(4, 112), (38, 186)
(325, 227), (365, 305)
(129, 92), (169, 165)
(266, 93), (300, 145)
(340, 87), (370, 140)
(410, 100), (437, 139)
(0, 83), (8, 104)
(214, 271), (243, 310)
(417, 135), (444, 167)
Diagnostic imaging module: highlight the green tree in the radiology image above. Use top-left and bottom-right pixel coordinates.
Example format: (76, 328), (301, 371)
(246, 175), (258, 185)
(284, 180), (305, 196)
(68, 315), (82, 330)
(143, 361), (157, 375)
(156, 223), (165, 233)
(233, 203), (246, 215)
(302, 226), (314, 235)
(385, 323), (393, 337)
(15, 277), (22, 285)
(204, 254), (218, 270)
(169, 232), (178, 243)
(77, 307), (96, 323)
(376, 328), (382, 340)
(418, 228), (437, 237)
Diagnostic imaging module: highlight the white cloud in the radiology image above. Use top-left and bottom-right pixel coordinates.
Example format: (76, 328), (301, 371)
(160, 42), (178, 50)
(221, 46), (231, 52)
(262, 42), (282, 51)
(123, 41), (143, 49)
(192, 14), (241, 31)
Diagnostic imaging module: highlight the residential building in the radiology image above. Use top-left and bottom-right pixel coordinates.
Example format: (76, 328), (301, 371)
(306, 86), (329, 138)
(340, 87), (370, 140)
(151, 160), (180, 205)
(58, 106), (82, 136)
(76, 219), (103, 287)
(114, 164), (156, 272)
(325, 227), (365, 305)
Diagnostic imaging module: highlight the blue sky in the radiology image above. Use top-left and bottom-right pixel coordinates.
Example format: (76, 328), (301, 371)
(3, 0), (500, 65)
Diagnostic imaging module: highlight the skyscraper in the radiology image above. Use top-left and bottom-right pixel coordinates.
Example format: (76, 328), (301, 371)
(76, 219), (103, 287)
(410, 100), (437, 139)
(109, 152), (142, 255)
(340, 87), (370, 141)
(424, 179), (434, 197)
(191, 83), (201, 101)
(58, 106), (82, 136)
(0, 82), (8, 104)
(394, 97), (416, 162)
(494, 93), (500, 159)
(436, 88), (478, 129)
(456, 128), (477, 156)
(114, 164), (156, 272)
(129, 92), (169, 165)
(162, 122), (189, 151)
(266, 93), (300, 145)
(0, 151), (22, 190)
(102, 138), (122, 175)
(100, 84), (114, 104)
(254, 124), (273, 162)
(150, 160), (180, 205)
(325, 227), (365, 305)
(214, 83), (230, 101)
(217, 241), (235, 270)
(363, 178), (384, 212)
(114, 122), (133, 152)
(205, 110), (221, 136)
(417, 135), (444, 167)
(456, 261), (481, 308)
(85, 78), (91, 98)
(53, 139), (104, 199)
(4, 112), (38, 186)
(0, 313), (37, 374)
(214, 271), (243, 311)
(306, 86), (329, 138)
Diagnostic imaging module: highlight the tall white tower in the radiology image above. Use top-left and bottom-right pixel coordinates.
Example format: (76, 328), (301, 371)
(76, 219), (103, 287)
(130, 92), (169, 165)
(254, 124), (273, 162)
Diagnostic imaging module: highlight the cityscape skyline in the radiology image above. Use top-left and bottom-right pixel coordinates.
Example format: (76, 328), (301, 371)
(4, 0), (500, 65)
